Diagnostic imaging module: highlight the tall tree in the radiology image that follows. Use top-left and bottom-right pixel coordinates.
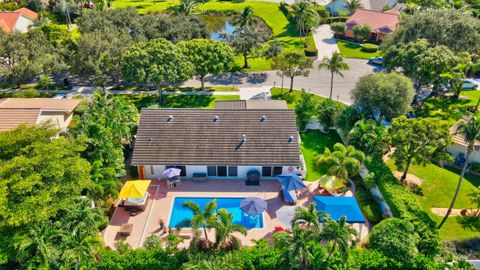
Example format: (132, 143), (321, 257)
(60, 228), (102, 270)
(291, 0), (320, 36)
(319, 216), (358, 258)
(178, 39), (235, 89)
(179, 200), (217, 241)
(388, 116), (452, 182)
(344, 0), (363, 14)
(72, 92), (138, 200)
(318, 52), (349, 99)
(274, 226), (318, 270)
(272, 51), (312, 92)
(212, 209), (247, 249)
(291, 203), (324, 232)
(316, 143), (365, 181)
(121, 38), (193, 103)
(351, 73), (415, 123)
(227, 25), (271, 68)
(438, 114), (480, 228)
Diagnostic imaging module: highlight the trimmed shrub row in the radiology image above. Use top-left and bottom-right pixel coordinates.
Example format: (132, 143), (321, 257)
(304, 47), (318, 57)
(361, 43), (379, 52)
(355, 185), (383, 224)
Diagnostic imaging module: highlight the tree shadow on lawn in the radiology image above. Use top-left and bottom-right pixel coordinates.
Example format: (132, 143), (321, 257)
(342, 42), (362, 49)
(443, 165), (480, 189)
(457, 215), (480, 232)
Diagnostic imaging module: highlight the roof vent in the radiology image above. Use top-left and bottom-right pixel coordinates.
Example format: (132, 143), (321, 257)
(236, 135), (247, 150)
(288, 136), (294, 143)
(213, 115), (219, 122)
(261, 115), (267, 122)
(167, 115), (173, 122)
(242, 134), (247, 142)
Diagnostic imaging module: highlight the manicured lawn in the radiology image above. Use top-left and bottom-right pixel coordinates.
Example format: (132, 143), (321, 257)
(386, 160), (480, 240)
(122, 94), (239, 110)
(336, 40), (382, 59)
(300, 130), (342, 181)
(110, 0), (314, 71)
(271, 88), (346, 109)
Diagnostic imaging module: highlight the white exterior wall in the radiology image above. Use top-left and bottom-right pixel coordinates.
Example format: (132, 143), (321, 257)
(447, 144), (480, 164)
(13, 15), (34, 33)
(143, 165), (298, 180)
(36, 111), (73, 131)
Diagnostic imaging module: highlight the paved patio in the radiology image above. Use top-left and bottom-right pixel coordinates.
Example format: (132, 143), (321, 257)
(102, 180), (369, 249)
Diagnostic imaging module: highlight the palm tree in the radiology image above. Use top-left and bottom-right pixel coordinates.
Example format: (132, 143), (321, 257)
(60, 228), (102, 270)
(469, 187), (480, 216)
(233, 6), (255, 27)
(316, 143), (365, 181)
(15, 222), (61, 269)
(274, 226), (317, 270)
(343, 0), (363, 14)
(62, 199), (104, 235)
(348, 119), (389, 156)
(319, 216), (358, 259)
(177, 0), (197, 15)
(291, 203), (325, 232)
(318, 52), (349, 99)
(179, 200), (217, 241)
(183, 253), (243, 270)
(212, 209), (247, 249)
(439, 114), (480, 228)
(291, 0), (318, 36)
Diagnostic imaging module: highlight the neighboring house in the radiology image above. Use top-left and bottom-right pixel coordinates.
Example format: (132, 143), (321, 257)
(0, 98), (81, 132)
(327, 0), (404, 13)
(344, 9), (400, 41)
(0, 7), (38, 33)
(131, 101), (302, 183)
(447, 118), (480, 164)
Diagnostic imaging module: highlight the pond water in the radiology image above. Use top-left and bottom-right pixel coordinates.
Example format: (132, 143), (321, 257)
(200, 16), (238, 42)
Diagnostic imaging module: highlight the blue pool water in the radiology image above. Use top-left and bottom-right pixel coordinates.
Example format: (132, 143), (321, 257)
(169, 197), (264, 229)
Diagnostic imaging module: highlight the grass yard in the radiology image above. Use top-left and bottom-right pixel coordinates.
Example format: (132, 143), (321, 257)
(122, 94), (239, 110)
(110, 0), (314, 71)
(336, 40), (382, 59)
(300, 130), (342, 181)
(271, 88), (345, 109)
(386, 160), (480, 240)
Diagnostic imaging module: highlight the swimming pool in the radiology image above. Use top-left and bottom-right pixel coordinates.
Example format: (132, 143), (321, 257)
(169, 197), (264, 229)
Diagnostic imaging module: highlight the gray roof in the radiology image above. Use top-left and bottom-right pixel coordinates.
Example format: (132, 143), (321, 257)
(131, 108), (300, 166)
(215, 100), (288, 110)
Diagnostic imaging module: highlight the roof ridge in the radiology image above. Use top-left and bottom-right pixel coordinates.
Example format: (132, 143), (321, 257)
(356, 8), (399, 16)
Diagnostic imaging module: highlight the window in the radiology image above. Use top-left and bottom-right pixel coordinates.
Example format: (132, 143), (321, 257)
(262, 166), (272, 177)
(273, 166), (283, 176)
(228, 166), (238, 177)
(217, 166), (227, 177)
(166, 165), (187, 176)
(207, 166), (216, 176)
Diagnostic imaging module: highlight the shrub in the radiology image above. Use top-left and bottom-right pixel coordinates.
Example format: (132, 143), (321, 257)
(316, 98), (344, 129)
(352, 24), (372, 39)
(330, 22), (346, 33)
(355, 185), (383, 224)
(304, 47), (318, 57)
(361, 43), (379, 52)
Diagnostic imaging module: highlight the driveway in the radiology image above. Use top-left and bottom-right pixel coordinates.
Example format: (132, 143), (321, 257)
(312, 24), (339, 60)
(182, 59), (377, 104)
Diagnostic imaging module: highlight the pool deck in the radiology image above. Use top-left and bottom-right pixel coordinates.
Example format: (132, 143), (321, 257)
(102, 179), (369, 249)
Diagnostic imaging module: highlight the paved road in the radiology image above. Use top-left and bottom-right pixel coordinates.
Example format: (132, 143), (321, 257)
(183, 58), (379, 104)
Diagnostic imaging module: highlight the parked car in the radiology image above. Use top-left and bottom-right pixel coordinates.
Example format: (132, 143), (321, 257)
(462, 79), (479, 90)
(368, 56), (383, 65)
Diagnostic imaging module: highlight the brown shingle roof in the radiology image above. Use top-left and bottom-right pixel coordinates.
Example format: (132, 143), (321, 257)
(215, 100), (288, 110)
(346, 9), (399, 33)
(0, 108), (40, 131)
(0, 98), (80, 113)
(131, 108), (300, 166)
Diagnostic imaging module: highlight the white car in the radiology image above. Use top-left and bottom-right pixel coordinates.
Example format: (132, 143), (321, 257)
(462, 79), (479, 90)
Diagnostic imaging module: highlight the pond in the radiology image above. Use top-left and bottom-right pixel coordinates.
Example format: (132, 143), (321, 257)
(200, 15), (238, 42)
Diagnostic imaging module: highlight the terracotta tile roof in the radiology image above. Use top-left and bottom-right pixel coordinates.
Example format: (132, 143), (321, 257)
(346, 9), (400, 33)
(0, 12), (21, 33)
(0, 98), (81, 113)
(214, 100), (288, 110)
(14, 7), (38, 20)
(131, 108), (300, 166)
(0, 108), (40, 131)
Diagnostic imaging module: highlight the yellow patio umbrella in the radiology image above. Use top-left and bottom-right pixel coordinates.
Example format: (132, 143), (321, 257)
(118, 180), (151, 199)
(319, 175), (345, 193)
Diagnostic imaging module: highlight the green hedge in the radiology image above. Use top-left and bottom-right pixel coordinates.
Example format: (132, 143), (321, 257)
(304, 47), (318, 57)
(365, 158), (440, 256)
(355, 185), (383, 224)
(361, 43), (379, 52)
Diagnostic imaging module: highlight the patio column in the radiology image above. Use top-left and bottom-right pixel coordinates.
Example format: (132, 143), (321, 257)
(138, 166), (145, 180)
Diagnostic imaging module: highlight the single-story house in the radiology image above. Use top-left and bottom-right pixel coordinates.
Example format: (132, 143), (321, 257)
(0, 7), (38, 33)
(0, 98), (81, 132)
(344, 9), (400, 41)
(327, 0), (404, 14)
(131, 101), (301, 183)
(447, 118), (480, 164)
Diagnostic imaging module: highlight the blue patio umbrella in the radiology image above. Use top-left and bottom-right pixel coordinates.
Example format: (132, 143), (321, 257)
(240, 197), (267, 216)
(277, 173), (307, 191)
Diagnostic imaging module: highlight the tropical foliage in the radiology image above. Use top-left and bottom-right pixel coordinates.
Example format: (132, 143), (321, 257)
(318, 52), (349, 99)
(316, 143), (365, 181)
